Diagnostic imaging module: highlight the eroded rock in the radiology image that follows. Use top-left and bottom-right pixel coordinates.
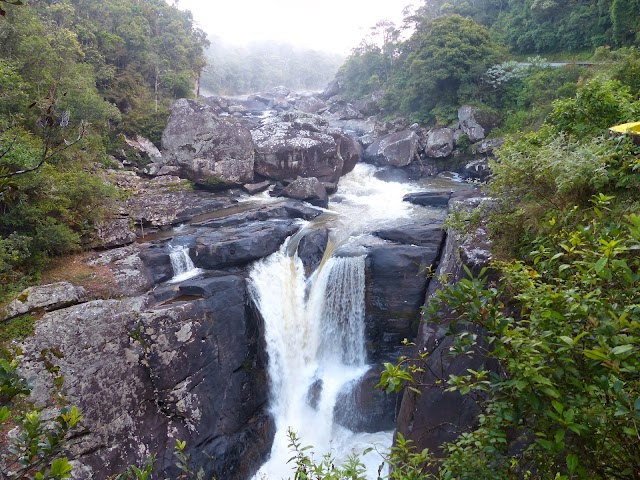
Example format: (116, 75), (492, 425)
(2, 282), (86, 321)
(363, 130), (419, 168)
(162, 99), (255, 188)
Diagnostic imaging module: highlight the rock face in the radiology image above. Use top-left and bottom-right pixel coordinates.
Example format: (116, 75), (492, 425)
(281, 177), (329, 208)
(18, 278), (273, 480)
(363, 130), (419, 167)
(252, 112), (360, 183)
(334, 367), (399, 433)
(1, 282), (86, 321)
(424, 128), (454, 158)
(458, 105), (500, 143)
(161, 99), (255, 188)
(297, 228), (329, 276)
(395, 192), (495, 458)
(364, 243), (443, 362)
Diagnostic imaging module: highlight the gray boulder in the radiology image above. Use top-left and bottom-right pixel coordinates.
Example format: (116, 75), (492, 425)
(281, 177), (329, 208)
(474, 136), (505, 155)
(296, 96), (327, 114)
(424, 128), (454, 158)
(243, 181), (271, 195)
(363, 130), (419, 167)
(162, 99), (255, 188)
(1, 282), (86, 321)
(252, 113), (360, 183)
(18, 280), (273, 480)
(458, 106), (500, 143)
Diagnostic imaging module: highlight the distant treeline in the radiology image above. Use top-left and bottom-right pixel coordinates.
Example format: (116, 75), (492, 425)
(200, 37), (344, 95)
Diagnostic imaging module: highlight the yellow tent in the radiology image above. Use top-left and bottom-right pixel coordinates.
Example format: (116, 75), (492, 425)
(609, 121), (640, 144)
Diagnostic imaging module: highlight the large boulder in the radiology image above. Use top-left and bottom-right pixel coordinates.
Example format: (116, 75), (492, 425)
(17, 278), (273, 480)
(252, 112), (360, 183)
(1, 282), (86, 321)
(280, 177), (328, 208)
(295, 96), (327, 114)
(424, 128), (454, 158)
(363, 130), (420, 168)
(193, 220), (301, 270)
(403, 191), (453, 208)
(457, 106), (500, 143)
(161, 99), (255, 188)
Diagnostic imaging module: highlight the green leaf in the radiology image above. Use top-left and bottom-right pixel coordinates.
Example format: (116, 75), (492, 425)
(0, 406), (9, 423)
(566, 453), (579, 473)
(583, 349), (608, 360)
(559, 336), (574, 346)
(49, 457), (73, 478)
(594, 256), (607, 273)
(611, 344), (633, 356)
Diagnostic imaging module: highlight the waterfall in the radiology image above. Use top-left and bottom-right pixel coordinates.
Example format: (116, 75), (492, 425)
(168, 244), (202, 283)
(249, 240), (390, 480)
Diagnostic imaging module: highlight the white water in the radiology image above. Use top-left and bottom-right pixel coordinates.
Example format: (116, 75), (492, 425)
(168, 244), (202, 283)
(248, 164), (465, 479)
(249, 246), (390, 479)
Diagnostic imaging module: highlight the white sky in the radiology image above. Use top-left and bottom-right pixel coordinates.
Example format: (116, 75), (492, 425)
(174, 0), (414, 54)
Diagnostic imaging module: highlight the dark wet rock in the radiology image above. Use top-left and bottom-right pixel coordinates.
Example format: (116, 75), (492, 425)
(458, 105), (500, 143)
(352, 91), (383, 117)
(363, 130), (420, 168)
(18, 272), (273, 480)
(161, 99), (255, 188)
(280, 177), (328, 208)
(194, 220), (300, 270)
(139, 243), (175, 284)
(334, 367), (399, 433)
(320, 77), (343, 99)
(403, 191), (452, 208)
(1, 282), (86, 321)
(396, 192), (495, 459)
(374, 222), (444, 248)
(193, 201), (323, 229)
(464, 159), (492, 182)
(365, 244), (440, 362)
(424, 128), (454, 158)
(297, 228), (330, 276)
(243, 181), (271, 195)
(373, 167), (411, 183)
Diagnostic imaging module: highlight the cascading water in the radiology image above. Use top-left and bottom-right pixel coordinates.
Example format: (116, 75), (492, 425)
(168, 244), (202, 283)
(249, 244), (386, 480)
(249, 163), (467, 479)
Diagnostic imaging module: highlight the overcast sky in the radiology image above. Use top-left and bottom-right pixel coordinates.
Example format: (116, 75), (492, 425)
(175, 0), (414, 54)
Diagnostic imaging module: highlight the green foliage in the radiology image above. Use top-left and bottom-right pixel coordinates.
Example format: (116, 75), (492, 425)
(548, 79), (640, 136)
(0, 362), (83, 480)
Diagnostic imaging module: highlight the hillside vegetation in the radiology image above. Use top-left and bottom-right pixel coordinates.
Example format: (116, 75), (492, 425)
(0, 0), (206, 296)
